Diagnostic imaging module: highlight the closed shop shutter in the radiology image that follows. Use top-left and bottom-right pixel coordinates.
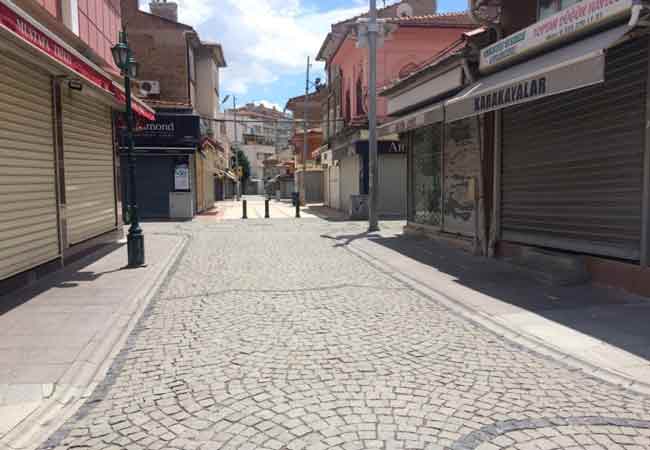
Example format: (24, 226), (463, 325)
(340, 155), (358, 213)
(123, 156), (174, 218)
(0, 51), (60, 280)
(323, 168), (330, 206)
(330, 165), (340, 210)
(62, 90), (116, 245)
(501, 37), (648, 260)
(378, 154), (407, 218)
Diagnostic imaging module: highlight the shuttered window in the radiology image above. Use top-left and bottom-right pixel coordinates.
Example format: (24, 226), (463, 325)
(0, 52), (60, 280)
(501, 37), (648, 260)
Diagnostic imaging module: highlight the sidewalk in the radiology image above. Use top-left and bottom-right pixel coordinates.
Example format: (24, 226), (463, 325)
(0, 225), (185, 450)
(342, 230), (650, 394)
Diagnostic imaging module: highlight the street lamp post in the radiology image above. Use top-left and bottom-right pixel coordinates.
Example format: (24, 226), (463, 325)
(112, 30), (145, 267)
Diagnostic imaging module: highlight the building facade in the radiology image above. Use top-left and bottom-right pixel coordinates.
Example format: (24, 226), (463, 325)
(317, 0), (475, 218)
(119, 0), (226, 218)
(222, 103), (292, 195)
(285, 89), (327, 204)
(0, 0), (154, 291)
(382, 0), (650, 296)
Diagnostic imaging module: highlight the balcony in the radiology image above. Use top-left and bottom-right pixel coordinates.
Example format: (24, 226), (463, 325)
(243, 134), (276, 146)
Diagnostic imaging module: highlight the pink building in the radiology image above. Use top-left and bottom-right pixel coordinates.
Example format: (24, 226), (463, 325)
(326, 15), (474, 125)
(26, 0), (121, 70)
(316, 0), (474, 218)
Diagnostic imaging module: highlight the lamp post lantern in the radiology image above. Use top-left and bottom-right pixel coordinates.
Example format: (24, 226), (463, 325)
(112, 31), (145, 267)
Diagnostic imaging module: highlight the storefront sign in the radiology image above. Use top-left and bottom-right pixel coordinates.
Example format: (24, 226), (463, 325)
(174, 164), (190, 191)
(0, 0), (154, 120)
(356, 140), (406, 155)
(479, 0), (633, 72)
(120, 114), (200, 150)
(473, 77), (547, 114)
(446, 52), (605, 121)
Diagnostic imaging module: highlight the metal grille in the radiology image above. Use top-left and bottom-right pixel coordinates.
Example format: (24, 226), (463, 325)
(0, 52), (59, 280)
(62, 90), (117, 245)
(501, 37), (648, 260)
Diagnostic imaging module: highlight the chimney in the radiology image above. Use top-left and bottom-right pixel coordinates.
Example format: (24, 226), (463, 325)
(149, 0), (178, 22)
(407, 0), (437, 16)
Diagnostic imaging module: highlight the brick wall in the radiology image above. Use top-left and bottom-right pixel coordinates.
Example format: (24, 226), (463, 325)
(120, 0), (190, 104)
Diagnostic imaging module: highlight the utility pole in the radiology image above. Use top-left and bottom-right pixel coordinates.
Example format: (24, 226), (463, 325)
(302, 56), (311, 206)
(233, 96), (241, 200)
(367, 0), (379, 232)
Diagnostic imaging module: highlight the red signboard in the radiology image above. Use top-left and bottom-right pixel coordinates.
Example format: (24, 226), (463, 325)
(0, 1), (155, 121)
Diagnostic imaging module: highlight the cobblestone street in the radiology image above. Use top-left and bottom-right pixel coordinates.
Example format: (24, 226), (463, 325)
(41, 219), (650, 450)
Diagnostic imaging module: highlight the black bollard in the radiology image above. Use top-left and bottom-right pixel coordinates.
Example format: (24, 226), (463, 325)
(265, 199), (270, 219)
(242, 200), (248, 219)
(295, 200), (301, 218)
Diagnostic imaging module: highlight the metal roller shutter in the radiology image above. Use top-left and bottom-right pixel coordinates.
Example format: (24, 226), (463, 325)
(0, 51), (60, 280)
(62, 90), (117, 245)
(501, 37), (648, 260)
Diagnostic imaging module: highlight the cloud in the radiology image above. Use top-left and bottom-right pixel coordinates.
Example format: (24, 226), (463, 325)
(184, 0), (369, 95)
(257, 100), (284, 111)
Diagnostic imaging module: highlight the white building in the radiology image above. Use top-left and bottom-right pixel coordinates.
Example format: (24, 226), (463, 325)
(222, 103), (293, 194)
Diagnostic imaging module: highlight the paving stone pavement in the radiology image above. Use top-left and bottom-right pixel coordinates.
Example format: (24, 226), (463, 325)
(39, 220), (650, 450)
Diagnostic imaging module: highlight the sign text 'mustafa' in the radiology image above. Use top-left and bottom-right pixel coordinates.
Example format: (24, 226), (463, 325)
(474, 77), (547, 113)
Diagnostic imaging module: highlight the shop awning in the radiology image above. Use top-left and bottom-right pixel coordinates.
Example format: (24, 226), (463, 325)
(445, 25), (631, 122)
(378, 102), (444, 137)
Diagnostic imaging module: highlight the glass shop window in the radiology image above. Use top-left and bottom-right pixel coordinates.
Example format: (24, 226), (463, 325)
(410, 124), (442, 226)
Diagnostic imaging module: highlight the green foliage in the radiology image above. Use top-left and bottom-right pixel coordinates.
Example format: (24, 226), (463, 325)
(236, 149), (251, 182)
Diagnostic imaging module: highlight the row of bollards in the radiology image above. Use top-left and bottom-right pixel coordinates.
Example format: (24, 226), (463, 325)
(242, 199), (298, 219)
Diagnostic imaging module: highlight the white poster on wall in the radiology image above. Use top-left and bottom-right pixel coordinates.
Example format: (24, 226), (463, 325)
(174, 164), (190, 191)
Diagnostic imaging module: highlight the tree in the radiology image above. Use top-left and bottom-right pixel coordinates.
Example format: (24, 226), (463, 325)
(236, 149), (251, 184)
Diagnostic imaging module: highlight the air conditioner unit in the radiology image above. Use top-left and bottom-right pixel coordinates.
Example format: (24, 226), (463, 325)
(138, 80), (160, 96)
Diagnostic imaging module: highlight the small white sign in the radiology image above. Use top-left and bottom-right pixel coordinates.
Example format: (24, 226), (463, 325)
(174, 164), (190, 191)
(480, 0), (633, 72)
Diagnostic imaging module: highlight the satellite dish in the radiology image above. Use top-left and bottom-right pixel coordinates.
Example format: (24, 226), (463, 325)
(396, 3), (413, 17)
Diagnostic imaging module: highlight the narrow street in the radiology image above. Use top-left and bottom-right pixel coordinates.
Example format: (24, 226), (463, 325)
(38, 216), (650, 450)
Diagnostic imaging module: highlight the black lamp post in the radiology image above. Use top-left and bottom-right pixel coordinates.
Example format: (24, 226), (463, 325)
(112, 31), (145, 267)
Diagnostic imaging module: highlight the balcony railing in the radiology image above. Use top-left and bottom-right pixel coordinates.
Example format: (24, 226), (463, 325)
(243, 133), (276, 146)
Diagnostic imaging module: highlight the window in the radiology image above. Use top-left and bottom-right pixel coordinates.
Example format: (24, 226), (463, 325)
(410, 124), (442, 226)
(356, 77), (364, 116)
(539, 0), (582, 20)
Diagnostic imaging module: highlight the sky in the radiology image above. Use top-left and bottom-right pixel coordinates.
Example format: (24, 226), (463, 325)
(151, 0), (469, 111)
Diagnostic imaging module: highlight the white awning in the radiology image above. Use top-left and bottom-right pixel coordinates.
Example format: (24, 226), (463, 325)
(378, 102), (444, 137)
(445, 25), (631, 122)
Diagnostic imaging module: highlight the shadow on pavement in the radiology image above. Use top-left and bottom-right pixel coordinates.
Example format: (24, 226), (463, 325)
(364, 233), (650, 362)
(0, 242), (126, 316)
(303, 205), (351, 222)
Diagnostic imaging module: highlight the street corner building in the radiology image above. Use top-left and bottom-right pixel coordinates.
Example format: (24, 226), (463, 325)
(116, 0), (227, 220)
(379, 0), (650, 296)
(0, 0), (154, 293)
